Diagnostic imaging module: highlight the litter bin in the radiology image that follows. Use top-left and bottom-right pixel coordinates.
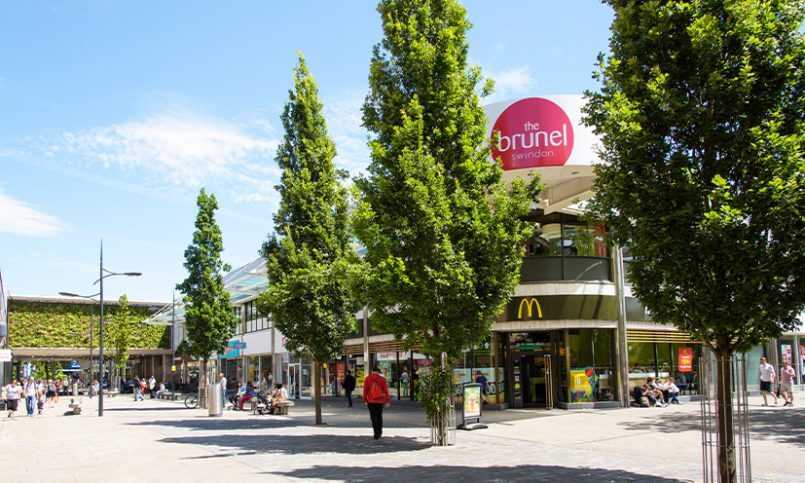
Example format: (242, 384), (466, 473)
(207, 382), (223, 416)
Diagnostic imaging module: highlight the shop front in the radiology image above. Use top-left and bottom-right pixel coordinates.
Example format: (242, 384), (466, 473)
(494, 292), (698, 409)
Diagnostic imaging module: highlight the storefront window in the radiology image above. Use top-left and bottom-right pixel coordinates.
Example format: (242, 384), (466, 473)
(628, 342), (701, 395)
(566, 329), (615, 402)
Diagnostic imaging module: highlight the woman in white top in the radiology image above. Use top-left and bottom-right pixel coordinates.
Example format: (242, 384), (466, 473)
(24, 376), (38, 416)
(5, 380), (21, 417)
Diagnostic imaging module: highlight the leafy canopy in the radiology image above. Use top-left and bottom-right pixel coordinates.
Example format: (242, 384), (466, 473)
(108, 294), (135, 368)
(584, 0), (804, 353)
(176, 188), (238, 359)
(354, 0), (541, 360)
(258, 54), (358, 364)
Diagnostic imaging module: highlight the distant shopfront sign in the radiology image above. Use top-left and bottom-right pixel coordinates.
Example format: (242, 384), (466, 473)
(0, 349), (11, 362)
(678, 347), (694, 373)
(220, 341), (247, 359)
(485, 95), (599, 171)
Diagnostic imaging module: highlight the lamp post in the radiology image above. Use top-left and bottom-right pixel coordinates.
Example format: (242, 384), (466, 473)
(61, 240), (140, 417)
(59, 292), (99, 390)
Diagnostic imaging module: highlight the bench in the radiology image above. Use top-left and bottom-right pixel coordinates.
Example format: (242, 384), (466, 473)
(274, 400), (294, 415)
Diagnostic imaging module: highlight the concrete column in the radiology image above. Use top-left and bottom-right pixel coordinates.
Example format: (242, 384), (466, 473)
(612, 245), (630, 407)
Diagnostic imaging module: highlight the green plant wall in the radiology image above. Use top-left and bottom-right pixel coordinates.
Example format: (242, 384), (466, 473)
(9, 301), (169, 349)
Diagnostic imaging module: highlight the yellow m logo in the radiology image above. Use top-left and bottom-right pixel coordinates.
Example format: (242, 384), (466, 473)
(517, 298), (543, 319)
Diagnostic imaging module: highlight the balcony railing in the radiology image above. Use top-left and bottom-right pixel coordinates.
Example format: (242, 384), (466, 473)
(520, 256), (612, 283)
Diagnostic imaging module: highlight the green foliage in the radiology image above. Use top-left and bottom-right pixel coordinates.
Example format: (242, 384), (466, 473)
(258, 54), (359, 365)
(107, 294), (135, 369)
(30, 361), (65, 381)
(420, 364), (454, 440)
(355, 0), (541, 362)
(584, 0), (804, 355)
(9, 301), (168, 349)
(176, 188), (238, 360)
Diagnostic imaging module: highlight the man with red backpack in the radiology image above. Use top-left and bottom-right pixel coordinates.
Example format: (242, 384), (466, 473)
(362, 366), (390, 439)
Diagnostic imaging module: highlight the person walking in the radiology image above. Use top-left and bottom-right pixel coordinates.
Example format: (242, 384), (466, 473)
(4, 379), (21, 418)
(24, 376), (37, 417)
(475, 371), (489, 404)
(46, 379), (56, 407)
(400, 367), (410, 398)
(362, 365), (390, 440)
(133, 375), (144, 401)
(343, 370), (356, 407)
(759, 357), (778, 406)
(148, 375), (157, 399)
(779, 360), (796, 407)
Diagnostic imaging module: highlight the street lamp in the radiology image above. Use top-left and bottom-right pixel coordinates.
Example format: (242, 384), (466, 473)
(58, 291), (99, 388)
(61, 240), (140, 417)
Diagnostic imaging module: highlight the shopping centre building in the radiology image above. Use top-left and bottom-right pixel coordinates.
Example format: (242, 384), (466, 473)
(146, 95), (803, 408)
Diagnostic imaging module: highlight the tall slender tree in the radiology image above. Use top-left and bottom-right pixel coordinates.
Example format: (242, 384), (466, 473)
(177, 188), (238, 408)
(354, 0), (540, 444)
(584, 1), (804, 480)
(108, 294), (134, 390)
(258, 54), (358, 425)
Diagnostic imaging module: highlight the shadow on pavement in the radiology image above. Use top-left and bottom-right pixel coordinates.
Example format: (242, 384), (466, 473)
(160, 434), (429, 455)
(747, 406), (805, 448)
(130, 417), (305, 431)
(618, 405), (805, 448)
(104, 406), (190, 412)
(270, 464), (686, 482)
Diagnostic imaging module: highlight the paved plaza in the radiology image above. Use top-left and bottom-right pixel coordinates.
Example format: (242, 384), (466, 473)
(1, 394), (803, 482)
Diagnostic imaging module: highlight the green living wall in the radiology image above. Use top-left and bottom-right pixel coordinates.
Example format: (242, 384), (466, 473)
(9, 301), (169, 349)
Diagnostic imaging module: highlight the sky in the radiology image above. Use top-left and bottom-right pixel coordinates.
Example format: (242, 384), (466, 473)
(0, 1), (614, 303)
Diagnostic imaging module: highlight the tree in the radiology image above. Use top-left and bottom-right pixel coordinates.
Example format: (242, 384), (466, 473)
(257, 54), (358, 425)
(108, 294), (135, 389)
(354, 0), (540, 445)
(584, 1), (804, 480)
(176, 188), (238, 408)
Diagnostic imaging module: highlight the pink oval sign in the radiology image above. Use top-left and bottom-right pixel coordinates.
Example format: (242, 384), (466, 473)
(491, 97), (574, 170)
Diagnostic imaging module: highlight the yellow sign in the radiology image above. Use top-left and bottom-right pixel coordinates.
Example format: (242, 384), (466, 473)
(570, 367), (595, 402)
(171, 365), (176, 372)
(517, 298), (543, 319)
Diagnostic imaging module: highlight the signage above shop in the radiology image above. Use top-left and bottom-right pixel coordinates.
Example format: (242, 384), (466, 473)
(485, 95), (599, 171)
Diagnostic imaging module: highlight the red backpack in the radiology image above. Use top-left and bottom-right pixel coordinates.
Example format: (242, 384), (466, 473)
(367, 375), (384, 401)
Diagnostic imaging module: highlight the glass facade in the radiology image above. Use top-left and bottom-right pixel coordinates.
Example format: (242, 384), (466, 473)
(627, 342), (701, 395)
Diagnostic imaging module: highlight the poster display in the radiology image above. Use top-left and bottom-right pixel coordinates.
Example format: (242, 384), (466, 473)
(781, 344), (792, 364)
(463, 384), (482, 420)
(570, 367), (595, 402)
(678, 347), (694, 373)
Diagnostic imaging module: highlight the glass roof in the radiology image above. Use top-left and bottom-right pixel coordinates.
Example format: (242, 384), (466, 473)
(144, 257), (267, 326)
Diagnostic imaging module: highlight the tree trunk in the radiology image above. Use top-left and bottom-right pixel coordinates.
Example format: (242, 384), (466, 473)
(313, 361), (323, 425)
(435, 352), (449, 446)
(716, 351), (736, 483)
(199, 358), (208, 409)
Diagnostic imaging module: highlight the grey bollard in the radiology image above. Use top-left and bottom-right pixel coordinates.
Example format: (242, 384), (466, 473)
(207, 382), (223, 416)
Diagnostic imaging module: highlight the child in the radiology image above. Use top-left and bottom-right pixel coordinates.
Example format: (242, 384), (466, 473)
(37, 391), (46, 414)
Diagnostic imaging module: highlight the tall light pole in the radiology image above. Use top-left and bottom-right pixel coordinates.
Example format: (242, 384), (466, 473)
(171, 290), (176, 395)
(63, 240), (140, 417)
(94, 241), (141, 417)
(59, 292), (99, 394)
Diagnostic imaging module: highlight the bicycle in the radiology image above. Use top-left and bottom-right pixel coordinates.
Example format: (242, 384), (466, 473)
(184, 393), (199, 409)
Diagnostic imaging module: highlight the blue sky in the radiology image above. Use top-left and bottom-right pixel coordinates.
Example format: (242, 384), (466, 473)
(0, 1), (613, 303)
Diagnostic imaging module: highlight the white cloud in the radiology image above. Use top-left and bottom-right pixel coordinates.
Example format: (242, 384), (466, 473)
(41, 111), (281, 203)
(323, 92), (371, 177)
(0, 190), (66, 237)
(486, 66), (537, 100)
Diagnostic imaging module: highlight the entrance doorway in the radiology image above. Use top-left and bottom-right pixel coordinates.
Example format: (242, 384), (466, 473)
(508, 331), (557, 409)
(519, 353), (550, 406)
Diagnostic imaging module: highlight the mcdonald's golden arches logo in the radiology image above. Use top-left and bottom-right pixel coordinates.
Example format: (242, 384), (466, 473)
(517, 297), (543, 319)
